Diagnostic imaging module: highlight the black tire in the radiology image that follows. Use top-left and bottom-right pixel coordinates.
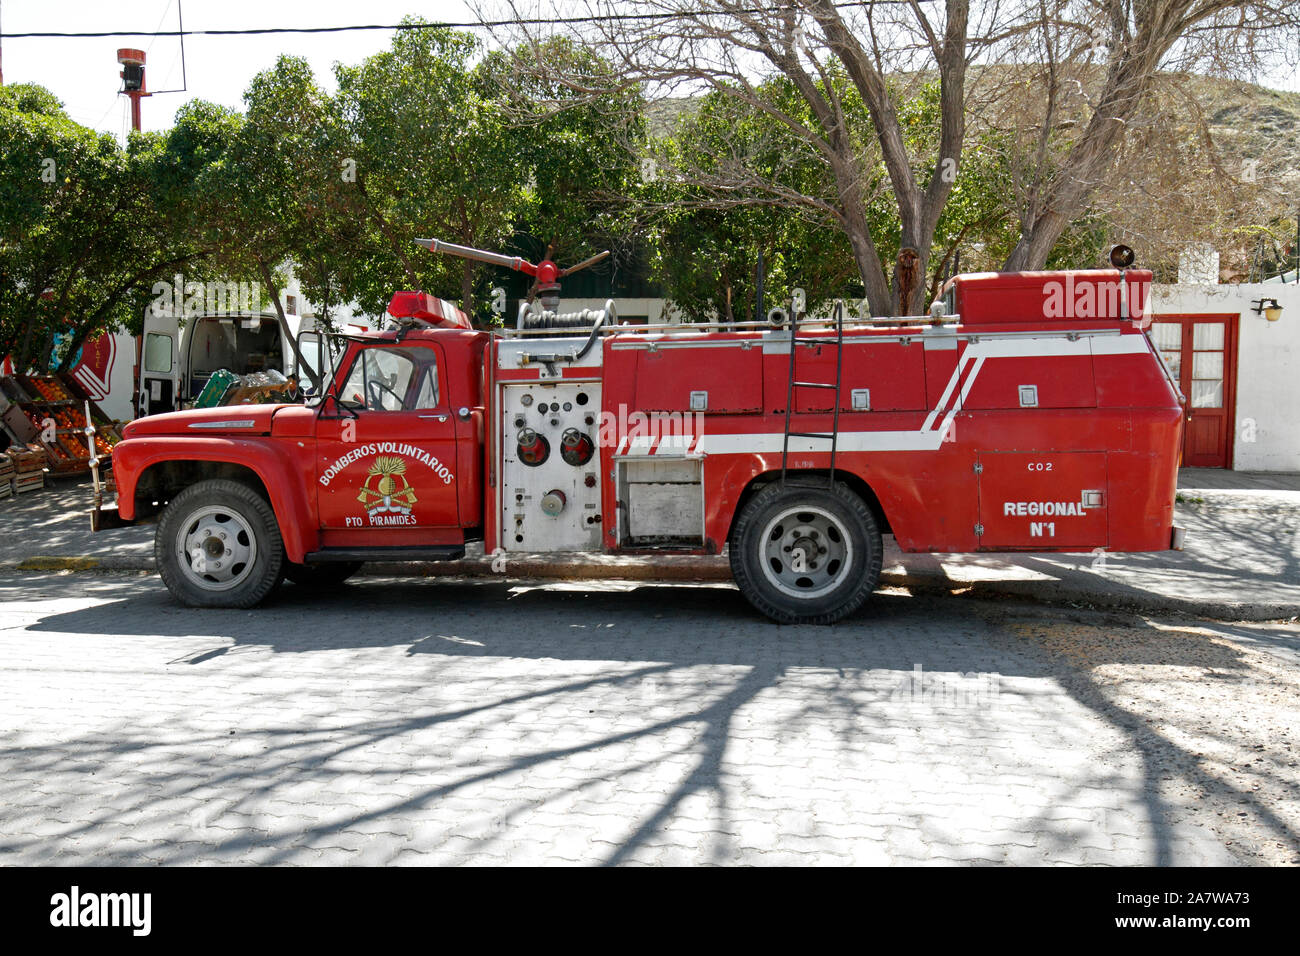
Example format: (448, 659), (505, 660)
(283, 561), (364, 587)
(155, 478), (285, 608)
(729, 479), (882, 624)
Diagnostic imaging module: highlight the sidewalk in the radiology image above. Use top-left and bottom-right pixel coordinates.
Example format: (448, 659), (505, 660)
(2, 471), (1298, 621)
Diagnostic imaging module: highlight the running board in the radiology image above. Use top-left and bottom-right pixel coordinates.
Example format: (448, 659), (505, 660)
(302, 546), (466, 563)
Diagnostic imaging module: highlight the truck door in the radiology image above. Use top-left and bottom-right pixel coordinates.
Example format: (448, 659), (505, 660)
(315, 342), (461, 535)
(138, 310), (179, 417)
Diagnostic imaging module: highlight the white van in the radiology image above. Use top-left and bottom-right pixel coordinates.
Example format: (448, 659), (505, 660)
(138, 308), (321, 417)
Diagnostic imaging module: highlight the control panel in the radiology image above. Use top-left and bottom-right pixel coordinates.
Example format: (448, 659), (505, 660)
(500, 381), (603, 551)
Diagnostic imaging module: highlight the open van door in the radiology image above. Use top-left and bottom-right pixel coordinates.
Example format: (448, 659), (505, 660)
(138, 308), (179, 417)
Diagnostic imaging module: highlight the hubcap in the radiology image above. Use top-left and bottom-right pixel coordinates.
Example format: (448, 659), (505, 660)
(759, 505), (854, 600)
(174, 505), (257, 591)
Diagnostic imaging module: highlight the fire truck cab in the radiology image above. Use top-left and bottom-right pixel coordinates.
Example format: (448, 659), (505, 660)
(96, 266), (1185, 624)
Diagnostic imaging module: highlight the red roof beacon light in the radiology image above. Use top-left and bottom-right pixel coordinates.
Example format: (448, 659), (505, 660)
(385, 292), (473, 330)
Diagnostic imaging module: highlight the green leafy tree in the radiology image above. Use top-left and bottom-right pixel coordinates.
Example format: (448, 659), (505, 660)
(331, 25), (532, 320)
(479, 37), (646, 272)
(0, 84), (206, 371)
(645, 79), (1016, 317)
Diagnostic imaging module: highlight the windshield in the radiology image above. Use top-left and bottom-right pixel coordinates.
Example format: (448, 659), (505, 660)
(302, 332), (355, 406)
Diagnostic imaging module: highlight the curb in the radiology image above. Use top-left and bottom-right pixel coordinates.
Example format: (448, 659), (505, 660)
(12, 555), (151, 573)
(5, 554), (1296, 622)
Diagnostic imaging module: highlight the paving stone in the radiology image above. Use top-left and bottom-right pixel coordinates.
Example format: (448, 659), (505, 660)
(1, 573), (1296, 865)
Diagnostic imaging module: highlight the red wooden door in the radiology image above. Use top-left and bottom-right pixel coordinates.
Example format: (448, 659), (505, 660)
(1148, 314), (1238, 468)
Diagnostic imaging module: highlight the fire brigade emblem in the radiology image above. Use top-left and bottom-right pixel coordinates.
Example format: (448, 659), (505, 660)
(357, 455), (418, 517)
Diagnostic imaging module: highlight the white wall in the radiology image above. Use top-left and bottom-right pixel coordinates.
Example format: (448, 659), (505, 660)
(1152, 282), (1300, 472)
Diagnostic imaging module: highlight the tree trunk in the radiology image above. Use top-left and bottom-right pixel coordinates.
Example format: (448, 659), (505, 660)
(844, 215), (893, 318)
(997, 13), (1189, 271)
(15, 306), (41, 372)
(1003, 212), (1069, 272)
(256, 257), (322, 391)
(460, 259), (475, 324)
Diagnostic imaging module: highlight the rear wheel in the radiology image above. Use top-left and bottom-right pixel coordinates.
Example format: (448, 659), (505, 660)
(156, 479), (284, 608)
(729, 479), (881, 624)
(283, 561), (363, 587)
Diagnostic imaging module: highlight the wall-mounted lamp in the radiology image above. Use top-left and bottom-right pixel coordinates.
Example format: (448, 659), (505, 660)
(1251, 298), (1283, 322)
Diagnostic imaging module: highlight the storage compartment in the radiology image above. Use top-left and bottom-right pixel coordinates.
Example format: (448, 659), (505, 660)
(977, 450), (1108, 549)
(633, 343), (762, 413)
(617, 457), (703, 547)
(962, 354), (1097, 409)
(763, 338), (928, 412)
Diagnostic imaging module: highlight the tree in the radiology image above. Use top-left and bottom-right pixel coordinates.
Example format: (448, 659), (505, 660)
(499, 0), (972, 316)
(330, 25), (646, 321)
(996, 1), (1300, 270)
(330, 25), (535, 319)
(156, 25), (645, 337)
(0, 84), (207, 371)
(497, 0), (1300, 313)
(478, 36), (646, 272)
(640, 83), (866, 320)
(641, 79), (1014, 317)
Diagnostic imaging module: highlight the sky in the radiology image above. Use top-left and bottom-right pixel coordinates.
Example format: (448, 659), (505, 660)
(0, 0), (478, 135)
(1, 0), (1297, 139)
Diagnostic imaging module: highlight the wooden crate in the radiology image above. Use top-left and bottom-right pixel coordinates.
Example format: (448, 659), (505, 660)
(2, 404), (39, 444)
(13, 471), (44, 494)
(0, 376), (33, 404)
(20, 375), (75, 404)
(6, 443), (48, 474)
(41, 436), (84, 474)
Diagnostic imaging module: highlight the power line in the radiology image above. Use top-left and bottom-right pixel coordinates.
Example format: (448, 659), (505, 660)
(0, 3), (908, 39)
(143, 0), (175, 56)
(0, 17), (725, 39)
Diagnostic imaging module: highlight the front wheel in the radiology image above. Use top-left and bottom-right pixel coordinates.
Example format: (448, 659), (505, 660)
(156, 479), (285, 608)
(729, 479), (881, 624)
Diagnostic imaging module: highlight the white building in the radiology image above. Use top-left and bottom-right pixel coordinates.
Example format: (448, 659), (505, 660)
(1150, 279), (1299, 471)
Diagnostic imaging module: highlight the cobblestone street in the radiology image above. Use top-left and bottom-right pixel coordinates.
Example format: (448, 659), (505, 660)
(1, 572), (1296, 866)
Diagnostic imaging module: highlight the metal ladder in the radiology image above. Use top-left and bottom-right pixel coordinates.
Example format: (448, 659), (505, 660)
(781, 299), (845, 488)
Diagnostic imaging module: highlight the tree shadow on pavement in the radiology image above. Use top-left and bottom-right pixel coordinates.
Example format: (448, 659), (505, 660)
(4, 574), (1294, 865)
(975, 602), (1300, 865)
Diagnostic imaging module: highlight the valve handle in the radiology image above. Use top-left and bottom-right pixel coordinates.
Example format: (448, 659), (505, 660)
(416, 237), (610, 289)
(559, 250), (611, 277)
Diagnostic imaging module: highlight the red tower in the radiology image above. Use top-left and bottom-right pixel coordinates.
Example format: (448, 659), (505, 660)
(117, 48), (147, 132)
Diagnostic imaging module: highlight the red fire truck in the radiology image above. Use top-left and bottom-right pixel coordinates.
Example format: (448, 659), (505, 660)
(91, 242), (1184, 623)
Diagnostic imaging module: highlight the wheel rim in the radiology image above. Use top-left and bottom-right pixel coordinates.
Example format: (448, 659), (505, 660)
(173, 505), (258, 592)
(759, 505), (854, 600)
